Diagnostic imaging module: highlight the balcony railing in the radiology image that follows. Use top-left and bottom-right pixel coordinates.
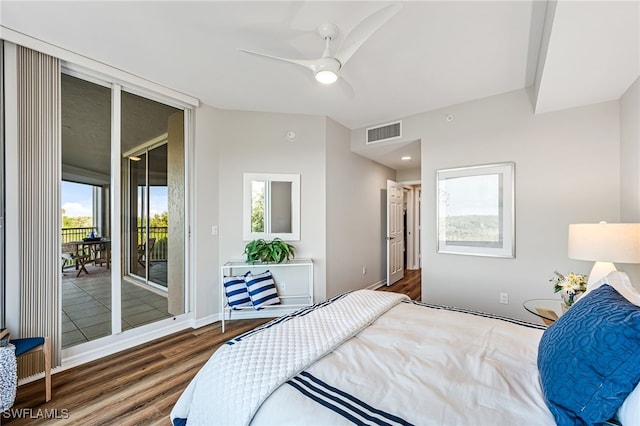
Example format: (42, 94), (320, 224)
(61, 227), (168, 262)
(137, 227), (168, 262)
(61, 227), (96, 243)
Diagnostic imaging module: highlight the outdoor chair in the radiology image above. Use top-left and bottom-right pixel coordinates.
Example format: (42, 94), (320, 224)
(61, 242), (90, 277)
(61, 242), (75, 273)
(137, 237), (156, 268)
(93, 241), (111, 269)
(72, 249), (91, 277)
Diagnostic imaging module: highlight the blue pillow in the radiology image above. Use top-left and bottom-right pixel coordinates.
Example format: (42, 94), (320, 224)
(245, 270), (280, 309)
(223, 274), (252, 309)
(537, 284), (640, 425)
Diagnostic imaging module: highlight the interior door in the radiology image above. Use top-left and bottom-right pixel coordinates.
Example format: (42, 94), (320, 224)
(387, 180), (404, 286)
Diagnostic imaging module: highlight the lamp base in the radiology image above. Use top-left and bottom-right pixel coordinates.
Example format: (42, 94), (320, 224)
(587, 261), (618, 286)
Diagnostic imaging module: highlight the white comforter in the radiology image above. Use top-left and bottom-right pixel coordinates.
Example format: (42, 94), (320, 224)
(172, 290), (555, 425)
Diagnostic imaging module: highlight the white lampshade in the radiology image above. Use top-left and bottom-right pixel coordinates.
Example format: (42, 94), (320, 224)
(568, 222), (640, 285)
(569, 223), (640, 263)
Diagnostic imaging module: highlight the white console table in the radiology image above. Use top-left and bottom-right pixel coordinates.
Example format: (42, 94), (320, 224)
(220, 258), (313, 332)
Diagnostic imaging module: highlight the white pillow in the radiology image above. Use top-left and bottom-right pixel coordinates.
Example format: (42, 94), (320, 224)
(584, 271), (640, 307)
(245, 270), (280, 309)
(223, 275), (252, 309)
(618, 381), (640, 426)
(600, 271), (640, 426)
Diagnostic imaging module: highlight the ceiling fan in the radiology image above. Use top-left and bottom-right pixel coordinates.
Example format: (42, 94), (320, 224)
(238, 4), (402, 85)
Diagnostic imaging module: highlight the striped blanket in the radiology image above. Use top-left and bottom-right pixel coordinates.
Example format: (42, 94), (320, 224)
(171, 290), (408, 425)
(171, 292), (555, 425)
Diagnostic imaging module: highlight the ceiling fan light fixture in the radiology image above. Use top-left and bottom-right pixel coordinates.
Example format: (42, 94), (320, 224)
(315, 70), (338, 85)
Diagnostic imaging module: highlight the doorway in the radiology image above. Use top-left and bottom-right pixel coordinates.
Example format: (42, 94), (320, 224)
(60, 74), (113, 348)
(404, 184), (421, 270)
(60, 73), (187, 349)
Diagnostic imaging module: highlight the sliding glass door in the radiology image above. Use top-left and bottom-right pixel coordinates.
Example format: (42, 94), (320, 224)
(127, 145), (168, 288)
(60, 73), (187, 348)
(61, 74), (112, 348)
(121, 91), (185, 330)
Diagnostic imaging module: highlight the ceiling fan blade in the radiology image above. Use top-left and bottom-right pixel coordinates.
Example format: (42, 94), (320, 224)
(334, 4), (402, 66)
(237, 48), (319, 72)
(336, 77), (355, 100)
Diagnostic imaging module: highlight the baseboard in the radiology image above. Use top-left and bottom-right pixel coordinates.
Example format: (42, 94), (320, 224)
(366, 279), (387, 290)
(53, 315), (193, 377)
(192, 313), (221, 329)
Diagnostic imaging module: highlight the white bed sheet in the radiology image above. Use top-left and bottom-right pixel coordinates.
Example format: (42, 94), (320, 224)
(172, 291), (407, 425)
(172, 291), (556, 425)
(252, 301), (555, 425)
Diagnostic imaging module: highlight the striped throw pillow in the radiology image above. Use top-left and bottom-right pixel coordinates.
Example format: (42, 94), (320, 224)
(223, 274), (252, 309)
(245, 270), (280, 309)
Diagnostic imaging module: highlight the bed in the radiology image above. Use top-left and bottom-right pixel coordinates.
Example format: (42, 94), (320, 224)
(171, 272), (640, 426)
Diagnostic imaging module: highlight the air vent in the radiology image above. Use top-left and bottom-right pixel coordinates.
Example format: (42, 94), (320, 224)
(366, 121), (402, 144)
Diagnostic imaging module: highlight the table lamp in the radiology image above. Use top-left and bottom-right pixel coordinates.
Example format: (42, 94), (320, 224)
(568, 222), (640, 285)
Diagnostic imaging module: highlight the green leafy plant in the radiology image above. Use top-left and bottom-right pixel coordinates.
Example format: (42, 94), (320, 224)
(244, 238), (295, 263)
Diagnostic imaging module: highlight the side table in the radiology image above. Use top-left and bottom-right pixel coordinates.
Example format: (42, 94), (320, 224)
(523, 299), (565, 325)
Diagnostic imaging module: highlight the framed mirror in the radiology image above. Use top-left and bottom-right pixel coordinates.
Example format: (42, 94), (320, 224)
(243, 173), (300, 241)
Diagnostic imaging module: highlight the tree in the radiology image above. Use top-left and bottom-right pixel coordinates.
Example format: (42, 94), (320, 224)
(62, 215), (92, 229)
(251, 193), (264, 232)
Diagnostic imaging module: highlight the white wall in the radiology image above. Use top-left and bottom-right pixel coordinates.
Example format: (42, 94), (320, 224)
(192, 104), (223, 323)
(215, 110), (327, 304)
(325, 118), (396, 296)
(415, 89), (621, 320)
(619, 76), (640, 283)
(620, 76), (640, 222)
(397, 167), (421, 182)
(192, 109), (398, 318)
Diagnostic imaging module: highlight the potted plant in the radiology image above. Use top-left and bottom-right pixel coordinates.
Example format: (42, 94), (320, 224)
(244, 238), (295, 263)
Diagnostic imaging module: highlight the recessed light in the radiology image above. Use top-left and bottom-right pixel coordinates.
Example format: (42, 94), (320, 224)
(401, 156), (411, 161)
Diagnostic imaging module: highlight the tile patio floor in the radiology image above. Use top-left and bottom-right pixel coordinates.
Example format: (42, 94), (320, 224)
(62, 262), (172, 348)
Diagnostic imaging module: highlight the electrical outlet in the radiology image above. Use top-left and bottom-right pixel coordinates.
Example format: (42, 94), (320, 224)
(280, 281), (286, 290)
(500, 292), (509, 304)
(211, 225), (218, 236)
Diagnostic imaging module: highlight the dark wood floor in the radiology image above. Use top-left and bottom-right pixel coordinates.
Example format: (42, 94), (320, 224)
(378, 268), (421, 301)
(5, 270), (421, 425)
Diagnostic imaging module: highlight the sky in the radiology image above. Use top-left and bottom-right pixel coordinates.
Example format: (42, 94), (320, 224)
(62, 181), (168, 217)
(440, 174), (500, 217)
(61, 181), (93, 217)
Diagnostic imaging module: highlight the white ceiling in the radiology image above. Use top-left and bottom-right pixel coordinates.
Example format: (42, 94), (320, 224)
(1, 1), (638, 172)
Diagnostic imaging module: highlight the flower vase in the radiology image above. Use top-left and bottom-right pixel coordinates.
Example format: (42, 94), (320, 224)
(561, 290), (584, 312)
